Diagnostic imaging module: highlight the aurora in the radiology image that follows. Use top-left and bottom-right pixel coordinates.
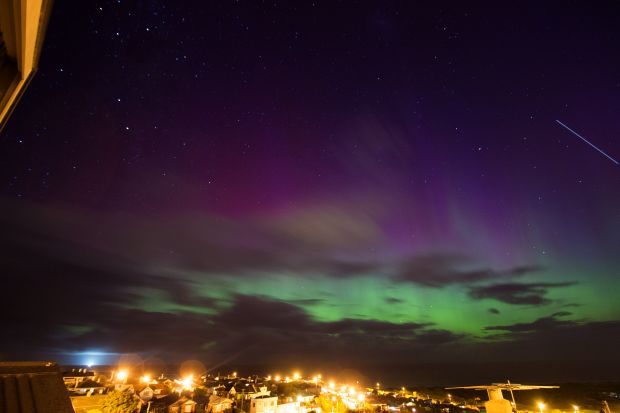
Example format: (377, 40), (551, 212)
(1, 1), (619, 385)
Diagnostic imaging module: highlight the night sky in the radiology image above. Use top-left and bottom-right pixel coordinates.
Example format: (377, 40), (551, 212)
(2, 1), (620, 385)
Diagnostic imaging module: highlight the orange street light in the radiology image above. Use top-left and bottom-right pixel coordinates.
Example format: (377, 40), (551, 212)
(181, 375), (194, 390)
(116, 370), (128, 382)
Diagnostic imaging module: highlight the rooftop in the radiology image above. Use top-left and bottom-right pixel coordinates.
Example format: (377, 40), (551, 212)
(0, 361), (75, 413)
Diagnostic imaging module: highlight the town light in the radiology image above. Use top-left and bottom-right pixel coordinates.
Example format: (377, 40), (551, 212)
(573, 406), (579, 413)
(182, 375), (194, 390)
(297, 395), (303, 402)
(267, 375), (272, 381)
(348, 387), (356, 396)
(538, 402), (545, 413)
(357, 394), (365, 402)
(293, 372), (301, 380)
(233, 372), (237, 377)
(141, 375), (151, 383)
(275, 375), (281, 382)
(116, 370), (128, 381)
(329, 381), (335, 389)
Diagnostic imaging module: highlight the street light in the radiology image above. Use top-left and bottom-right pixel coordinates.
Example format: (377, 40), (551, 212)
(181, 375), (194, 391)
(116, 370), (128, 382)
(573, 405), (579, 413)
(538, 402), (545, 413)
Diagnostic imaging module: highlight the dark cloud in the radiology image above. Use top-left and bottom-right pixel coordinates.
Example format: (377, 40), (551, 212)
(288, 298), (325, 306)
(321, 318), (430, 337)
(468, 281), (577, 305)
(393, 254), (542, 287)
(0, 199), (595, 378)
(0, 199), (548, 299)
(475, 313), (620, 370)
(562, 303), (582, 308)
(414, 330), (465, 345)
(484, 312), (575, 333)
(0, 200), (553, 325)
(213, 295), (432, 339)
(0, 198), (384, 282)
(214, 295), (312, 331)
(44, 294), (461, 368)
(49, 300), (620, 385)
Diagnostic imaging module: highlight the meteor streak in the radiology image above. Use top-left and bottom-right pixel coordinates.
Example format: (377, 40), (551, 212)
(555, 119), (619, 165)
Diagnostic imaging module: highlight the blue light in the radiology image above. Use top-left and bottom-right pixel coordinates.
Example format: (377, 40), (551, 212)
(65, 350), (120, 366)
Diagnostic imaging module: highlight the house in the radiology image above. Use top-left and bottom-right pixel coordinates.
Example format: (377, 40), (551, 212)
(115, 383), (134, 393)
(62, 367), (97, 389)
(208, 395), (234, 413)
(249, 395), (278, 413)
(227, 381), (270, 400)
(168, 397), (197, 413)
(70, 379), (107, 396)
(277, 401), (301, 413)
(139, 386), (155, 402)
(150, 382), (174, 397)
